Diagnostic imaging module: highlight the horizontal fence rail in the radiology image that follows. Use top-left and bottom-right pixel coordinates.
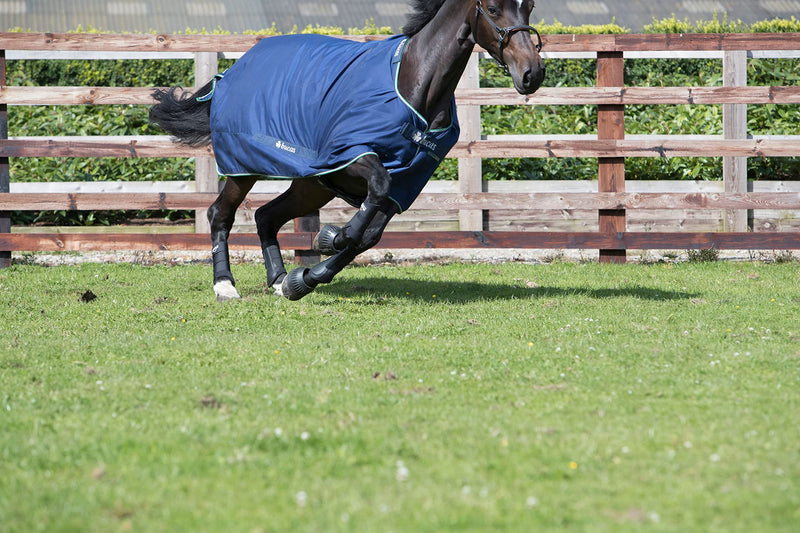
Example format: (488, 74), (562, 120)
(3, 85), (800, 106)
(3, 192), (800, 211)
(0, 231), (790, 253)
(2, 137), (799, 159)
(1, 31), (800, 266)
(2, 32), (797, 52)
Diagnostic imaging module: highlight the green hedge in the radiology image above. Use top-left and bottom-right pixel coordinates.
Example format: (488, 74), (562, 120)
(5, 18), (800, 225)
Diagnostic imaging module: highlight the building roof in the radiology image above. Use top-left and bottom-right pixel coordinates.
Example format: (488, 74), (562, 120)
(3, 1), (798, 34)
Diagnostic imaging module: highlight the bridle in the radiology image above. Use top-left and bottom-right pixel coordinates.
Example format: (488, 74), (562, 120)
(475, 0), (543, 71)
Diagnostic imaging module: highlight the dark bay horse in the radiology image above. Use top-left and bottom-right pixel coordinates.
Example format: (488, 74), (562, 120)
(149, 0), (544, 301)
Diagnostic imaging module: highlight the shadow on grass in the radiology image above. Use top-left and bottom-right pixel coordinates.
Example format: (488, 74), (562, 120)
(312, 278), (698, 304)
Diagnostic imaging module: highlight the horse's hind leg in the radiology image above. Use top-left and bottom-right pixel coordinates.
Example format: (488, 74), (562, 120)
(254, 179), (335, 295)
(282, 200), (397, 300)
(208, 175), (257, 301)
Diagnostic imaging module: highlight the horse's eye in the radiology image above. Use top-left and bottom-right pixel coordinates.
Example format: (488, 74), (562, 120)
(487, 6), (500, 16)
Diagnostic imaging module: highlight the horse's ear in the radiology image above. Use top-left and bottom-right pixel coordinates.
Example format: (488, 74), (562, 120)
(457, 23), (475, 47)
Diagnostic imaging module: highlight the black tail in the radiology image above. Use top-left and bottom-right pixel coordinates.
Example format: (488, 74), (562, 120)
(149, 79), (215, 147)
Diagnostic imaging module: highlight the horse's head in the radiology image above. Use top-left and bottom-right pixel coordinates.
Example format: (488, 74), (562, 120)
(472, 0), (545, 94)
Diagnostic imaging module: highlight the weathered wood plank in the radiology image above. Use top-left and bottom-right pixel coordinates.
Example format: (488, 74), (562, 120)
(0, 232), (310, 251)
(380, 231), (800, 250)
(0, 33), (389, 52)
(456, 53), (483, 231)
(0, 192), (236, 210)
(24, 178), (789, 195)
(7, 85), (799, 108)
(2, 231), (798, 252)
(17, 210), (791, 235)
(5, 137), (799, 159)
(450, 139), (800, 158)
(0, 33), (267, 53)
(454, 86), (800, 106)
(6, 178), (763, 195)
(0, 86), (159, 105)
(723, 50), (749, 232)
(615, 33), (800, 52)
(3, 32), (799, 55)
(4, 192), (799, 211)
(487, 214), (728, 233)
(0, 136), (211, 157)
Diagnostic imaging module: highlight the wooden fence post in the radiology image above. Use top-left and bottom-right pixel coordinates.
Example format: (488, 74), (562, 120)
(0, 48), (10, 269)
(723, 50), (749, 232)
(194, 52), (218, 234)
(293, 211), (320, 266)
(597, 51), (626, 263)
(457, 52), (483, 231)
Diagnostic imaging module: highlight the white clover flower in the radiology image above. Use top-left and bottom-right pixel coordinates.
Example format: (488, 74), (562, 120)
(396, 460), (409, 482)
(296, 491), (308, 507)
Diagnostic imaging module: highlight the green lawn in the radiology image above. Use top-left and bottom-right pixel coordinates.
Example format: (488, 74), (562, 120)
(1, 260), (798, 532)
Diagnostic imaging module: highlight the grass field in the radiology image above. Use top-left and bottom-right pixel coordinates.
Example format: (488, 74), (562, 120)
(1, 259), (798, 532)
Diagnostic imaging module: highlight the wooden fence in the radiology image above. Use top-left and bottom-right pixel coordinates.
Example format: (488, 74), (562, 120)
(1, 32), (800, 269)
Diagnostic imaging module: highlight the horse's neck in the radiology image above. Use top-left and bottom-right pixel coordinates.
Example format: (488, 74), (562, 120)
(398, 2), (474, 129)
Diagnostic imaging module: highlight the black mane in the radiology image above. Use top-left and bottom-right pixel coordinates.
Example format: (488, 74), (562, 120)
(402, 0), (448, 36)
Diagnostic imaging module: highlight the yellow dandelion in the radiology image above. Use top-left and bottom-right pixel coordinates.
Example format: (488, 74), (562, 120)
(170, 337), (176, 341)
(569, 461), (578, 470)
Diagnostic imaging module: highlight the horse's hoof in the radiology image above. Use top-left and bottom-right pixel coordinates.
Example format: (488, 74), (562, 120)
(281, 268), (315, 301)
(313, 225), (342, 255)
(272, 283), (284, 297)
(270, 274), (286, 297)
(214, 279), (240, 302)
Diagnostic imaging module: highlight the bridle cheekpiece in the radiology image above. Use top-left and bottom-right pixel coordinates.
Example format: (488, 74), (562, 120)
(475, 0), (543, 71)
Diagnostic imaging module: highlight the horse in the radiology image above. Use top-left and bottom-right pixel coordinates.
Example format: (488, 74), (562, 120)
(149, 0), (545, 301)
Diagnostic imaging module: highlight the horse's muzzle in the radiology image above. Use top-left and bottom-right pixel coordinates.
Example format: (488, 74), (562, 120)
(520, 65), (545, 94)
(513, 63), (545, 95)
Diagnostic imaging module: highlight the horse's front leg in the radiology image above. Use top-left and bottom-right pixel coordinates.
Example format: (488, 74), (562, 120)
(313, 154), (395, 258)
(282, 201), (397, 300)
(318, 155), (392, 254)
(208, 175), (257, 301)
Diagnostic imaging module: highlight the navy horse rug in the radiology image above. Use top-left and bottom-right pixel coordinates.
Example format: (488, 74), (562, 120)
(206, 34), (460, 212)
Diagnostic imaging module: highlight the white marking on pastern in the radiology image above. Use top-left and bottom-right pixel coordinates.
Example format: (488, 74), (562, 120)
(271, 282), (284, 297)
(214, 280), (240, 302)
